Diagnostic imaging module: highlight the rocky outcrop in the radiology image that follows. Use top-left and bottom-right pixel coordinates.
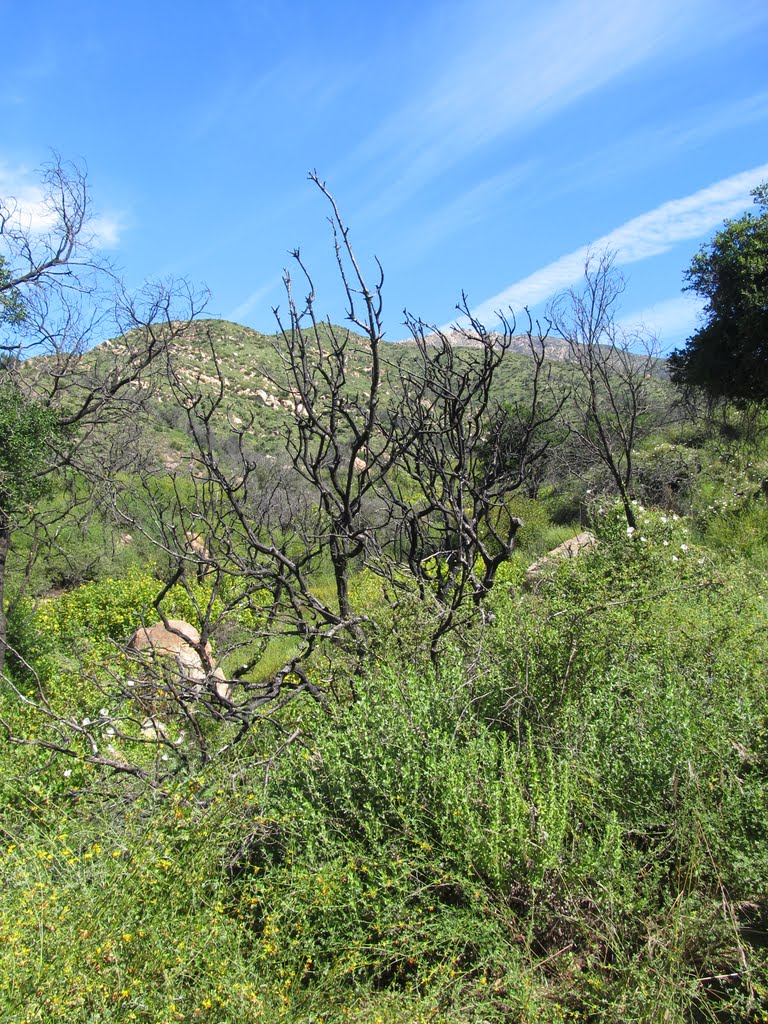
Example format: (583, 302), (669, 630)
(255, 388), (282, 411)
(524, 531), (597, 588)
(395, 329), (574, 362)
(128, 619), (231, 701)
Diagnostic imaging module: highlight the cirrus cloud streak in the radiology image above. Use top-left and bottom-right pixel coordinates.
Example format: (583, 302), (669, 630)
(466, 163), (768, 326)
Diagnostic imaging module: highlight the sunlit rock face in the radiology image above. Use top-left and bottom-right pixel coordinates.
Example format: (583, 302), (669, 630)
(524, 531), (597, 588)
(128, 619), (231, 701)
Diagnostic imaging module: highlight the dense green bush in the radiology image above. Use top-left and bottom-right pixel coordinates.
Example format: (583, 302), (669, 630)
(2, 484), (768, 1022)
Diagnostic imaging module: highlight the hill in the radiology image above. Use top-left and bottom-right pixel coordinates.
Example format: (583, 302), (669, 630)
(95, 318), (564, 470)
(3, 304), (768, 1023)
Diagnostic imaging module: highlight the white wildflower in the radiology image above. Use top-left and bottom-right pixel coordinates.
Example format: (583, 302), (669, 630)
(680, 544), (689, 552)
(63, 769), (72, 779)
(626, 526), (636, 536)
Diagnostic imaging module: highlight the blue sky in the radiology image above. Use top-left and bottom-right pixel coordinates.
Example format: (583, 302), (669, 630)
(2, 0), (768, 351)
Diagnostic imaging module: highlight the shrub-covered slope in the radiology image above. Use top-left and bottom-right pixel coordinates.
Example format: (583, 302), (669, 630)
(2, 491), (768, 1023)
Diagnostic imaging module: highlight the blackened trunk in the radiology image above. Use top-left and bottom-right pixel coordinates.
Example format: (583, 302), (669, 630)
(0, 520), (10, 675)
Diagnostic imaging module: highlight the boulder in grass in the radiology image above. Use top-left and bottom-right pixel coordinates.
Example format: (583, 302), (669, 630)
(128, 619), (232, 701)
(524, 531), (597, 588)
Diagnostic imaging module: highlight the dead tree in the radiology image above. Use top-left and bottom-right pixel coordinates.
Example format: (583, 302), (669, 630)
(148, 173), (562, 703)
(548, 252), (664, 529)
(383, 304), (563, 661)
(269, 176), (397, 632)
(0, 156), (206, 672)
(5, 173), (568, 784)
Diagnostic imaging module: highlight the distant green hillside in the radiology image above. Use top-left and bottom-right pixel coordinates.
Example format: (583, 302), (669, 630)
(99, 318), (561, 470)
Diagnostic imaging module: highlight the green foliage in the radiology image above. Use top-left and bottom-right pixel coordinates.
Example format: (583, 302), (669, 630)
(30, 567), (238, 650)
(4, 496), (767, 1021)
(34, 568), (161, 644)
(0, 255), (25, 328)
(632, 440), (701, 512)
(484, 495), (555, 555)
(684, 427), (768, 567)
(0, 380), (61, 518)
(5, 569), (236, 718)
(670, 182), (768, 405)
(695, 495), (768, 572)
(5, 309), (768, 1021)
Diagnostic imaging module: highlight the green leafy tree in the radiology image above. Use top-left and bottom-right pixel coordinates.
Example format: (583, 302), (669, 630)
(0, 258), (25, 332)
(669, 183), (768, 405)
(0, 382), (59, 507)
(0, 156), (205, 671)
(0, 381), (62, 666)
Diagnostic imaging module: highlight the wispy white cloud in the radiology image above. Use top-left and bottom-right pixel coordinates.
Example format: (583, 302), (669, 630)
(228, 277), (281, 322)
(619, 294), (704, 350)
(396, 162), (535, 260)
(351, 0), (741, 220)
(0, 161), (124, 248)
(466, 163), (768, 326)
(87, 214), (124, 249)
(548, 90), (768, 199)
(0, 163), (54, 232)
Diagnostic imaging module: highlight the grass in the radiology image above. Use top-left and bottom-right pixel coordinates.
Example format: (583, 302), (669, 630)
(3, 377), (768, 1022)
(3, 494), (768, 1022)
